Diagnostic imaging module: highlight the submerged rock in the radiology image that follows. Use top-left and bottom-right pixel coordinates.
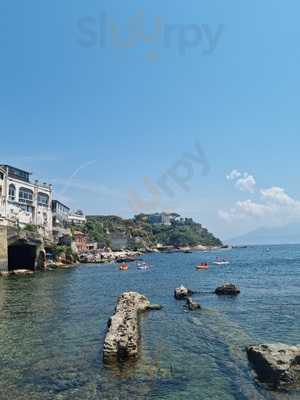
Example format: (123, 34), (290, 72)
(103, 292), (161, 363)
(174, 286), (193, 300)
(247, 343), (300, 390)
(186, 297), (201, 311)
(215, 283), (240, 296)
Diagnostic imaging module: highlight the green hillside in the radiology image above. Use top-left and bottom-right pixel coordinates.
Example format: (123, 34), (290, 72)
(77, 214), (222, 250)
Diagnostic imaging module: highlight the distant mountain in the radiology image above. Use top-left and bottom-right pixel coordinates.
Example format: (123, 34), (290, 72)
(228, 223), (300, 245)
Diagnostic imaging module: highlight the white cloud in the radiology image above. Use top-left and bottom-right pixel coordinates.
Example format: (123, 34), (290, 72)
(261, 187), (295, 206)
(236, 174), (256, 193)
(219, 185), (300, 224)
(226, 170), (256, 193)
(219, 200), (274, 222)
(222, 170), (300, 227)
(226, 169), (242, 181)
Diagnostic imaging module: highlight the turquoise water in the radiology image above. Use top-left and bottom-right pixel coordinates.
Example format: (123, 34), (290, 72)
(0, 245), (299, 399)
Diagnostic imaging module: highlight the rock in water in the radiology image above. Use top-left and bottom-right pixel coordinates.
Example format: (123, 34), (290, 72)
(186, 297), (201, 311)
(247, 343), (300, 390)
(174, 285), (193, 299)
(103, 292), (161, 363)
(215, 283), (240, 296)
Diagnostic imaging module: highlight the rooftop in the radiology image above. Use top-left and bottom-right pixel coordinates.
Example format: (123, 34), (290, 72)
(52, 199), (70, 211)
(0, 165), (31, 183)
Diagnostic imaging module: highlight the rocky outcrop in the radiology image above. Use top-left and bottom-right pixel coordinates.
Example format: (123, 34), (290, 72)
(247, 343), (300, 390)
(103, 292), (161, 363)
(186, 297), (201, 311)
(174, 286), (193, 300)
(215, 283), (240, 296)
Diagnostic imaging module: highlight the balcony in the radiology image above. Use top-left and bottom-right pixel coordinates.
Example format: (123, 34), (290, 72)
(19, 198), (34, 205)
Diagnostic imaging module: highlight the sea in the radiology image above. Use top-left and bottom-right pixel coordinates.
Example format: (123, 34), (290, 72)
(0, 245), (299, 400)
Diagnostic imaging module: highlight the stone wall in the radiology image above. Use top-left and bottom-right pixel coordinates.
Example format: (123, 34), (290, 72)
(0, 226), (8, 271)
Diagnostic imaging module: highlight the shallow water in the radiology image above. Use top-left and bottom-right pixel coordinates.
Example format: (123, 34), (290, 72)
(0, 245), (299, 399)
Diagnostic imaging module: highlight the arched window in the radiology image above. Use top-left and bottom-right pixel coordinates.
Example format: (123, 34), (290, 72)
(19, 187), (33, 203)
(8, 184), (16, 201)
(38, 192), (49, 206)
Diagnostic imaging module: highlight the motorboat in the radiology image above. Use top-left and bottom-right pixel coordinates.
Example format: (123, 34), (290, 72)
(213, 258), (230, 265)
(137, 261), (150, 270)
(196, 263), (209, 270)
(119, 263), (129, 271)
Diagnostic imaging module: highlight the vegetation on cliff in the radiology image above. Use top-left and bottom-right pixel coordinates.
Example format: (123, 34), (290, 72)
(77, 215), (222, 250)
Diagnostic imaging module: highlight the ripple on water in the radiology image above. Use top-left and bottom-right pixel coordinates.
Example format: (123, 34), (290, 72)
(0, 245), (299, 399)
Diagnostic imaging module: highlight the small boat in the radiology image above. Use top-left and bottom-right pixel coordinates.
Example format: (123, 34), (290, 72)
(119, 263), (129, 271)
(213, 261), (230, 265)
(137, 261), (150, 270)
(196, 263), (209, 270)
(137, 265), (150, 270)
(213, 258), (230, 265)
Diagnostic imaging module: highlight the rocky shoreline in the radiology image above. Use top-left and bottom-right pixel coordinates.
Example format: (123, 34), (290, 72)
(79, 245), (227, 264)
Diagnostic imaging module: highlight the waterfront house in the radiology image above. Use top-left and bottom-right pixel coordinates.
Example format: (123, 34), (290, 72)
(52, 200), (70, 227)
(86, 242), (98, 252)
(52, 200), (71, 241)
(0, 165), (53, 237)
(68, 210), (86, 225)
(73, 231), (88, 253)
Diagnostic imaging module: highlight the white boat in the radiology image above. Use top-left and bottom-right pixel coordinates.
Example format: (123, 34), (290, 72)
(137, 261), (150, 270)
(213, 260), (230, 265)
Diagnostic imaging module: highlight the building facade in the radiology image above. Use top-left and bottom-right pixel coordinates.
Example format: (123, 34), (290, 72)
(52, 200), (71, 241)
(52, 200), (70, 227)
(73, 231), (88, 253)
(68, 210), (86, 225)
(0, 165), (53, 237)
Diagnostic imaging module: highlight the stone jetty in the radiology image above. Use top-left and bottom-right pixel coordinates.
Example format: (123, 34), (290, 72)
(247, 343), (300, 390)
(103, 292), (161, 362)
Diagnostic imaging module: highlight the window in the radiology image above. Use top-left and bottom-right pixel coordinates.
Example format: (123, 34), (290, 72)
(8, 184), (16, 201)
(19, 187), (33, 203)
(38, 192), (49, 206)
(20, 204), (33, 213)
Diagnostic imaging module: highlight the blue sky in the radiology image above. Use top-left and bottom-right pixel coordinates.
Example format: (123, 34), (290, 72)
(1, 1), (300, 240)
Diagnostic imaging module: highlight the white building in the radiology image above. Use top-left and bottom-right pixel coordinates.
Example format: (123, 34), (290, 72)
(52, 200), (71, 241)
(68, 210), (86, 225)
(0, 165), (53, 237)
